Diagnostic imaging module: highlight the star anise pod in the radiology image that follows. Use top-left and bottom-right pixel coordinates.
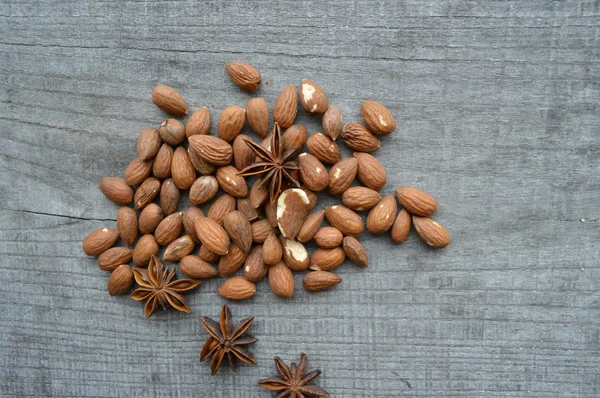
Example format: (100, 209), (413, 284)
(130, 255), (200, 318)
(258, 353), (329, 398)
(238, 123), (301, 202)
(199, 304), (257, 375)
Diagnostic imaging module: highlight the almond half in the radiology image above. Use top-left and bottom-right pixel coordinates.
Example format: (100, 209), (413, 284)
(277, 188), (310, 239)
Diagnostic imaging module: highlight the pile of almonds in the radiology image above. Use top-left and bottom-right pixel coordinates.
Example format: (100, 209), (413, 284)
(82, 62), (451, 311)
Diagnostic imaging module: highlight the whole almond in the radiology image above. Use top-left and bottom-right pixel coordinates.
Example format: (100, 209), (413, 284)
(328, 158), (358, 195)
(132, 234), (159, 267)
(307, 133), (341, 165)
(138, 203), (164, 234)
(245, 97), (269, 138)
(199, 244), (221, 263)
(273, 85), (298, 129)
(188, 146), (216, 175)
(303, 271), (342, 292)
(159, 178), (179, 215)
(124, 157), (153, 186)
(342, 122), (380, 153)
(154, 211), (184, 246)
(217, 276), (256, 300)
(159, 118), (185, 145)
(133, 177), (160, 210)
(237, 197), (259, 222)
(99, 177), (133, 205)
(342, 236), (368, 267)
(391, 208), (411, 243)
(314, 227), (343, 249)
(152, 143), (173, 179)
(107, 264), (133, 296)
(309, 247), (345, 271)
(216, 166), (248, 197)
(268, 261), (294, 298)
(299, 78), (328, 114)
(117, 207), (137, 246)
(281, 238), (309, 271)
(251, 219), (274, 243)
(282, 124), (307, 155)
(298, 153), (329, 192)
(395, 187), (438, 217)
(163, 235), (195, 262)
(367, 194), (397, 234)
(233, 134), (256, 171)
(180, 255), (218, 279)
(219, 243), (247, 277)
(226, 62), (261, 92)
(97, 247), (133, 272)
(324, 205), (364, 237)
(361, 100), (396, 135)
(249, 178), (269, 208)
(207, 194), (236, 224)
(189, 176), (219, 205)
(137, 128), (161, 161)
(341, 186), (381, 211)
(302, 186), (318, 210)
(223, 211), (252, 253)
(188, 135), (233, 166)
(263, 232), (283, 266)
(297, 210), (324, 243)
(194, 216), (230, 255)
(277, 188), (310, 239)
(186, 107), (211, 137)
(183, 206), (205, 243)
(322, 105), (343, 141)
(171, 146), (196, 189)
(354, 152), (387, 191)
(218, 105), (246, 142)
(244, 246), (268, 282)
(412, 217), (451, 248)
(82, 228), (118, 256)
(152, 85), (188, 116)
(264, 200), (278, 227)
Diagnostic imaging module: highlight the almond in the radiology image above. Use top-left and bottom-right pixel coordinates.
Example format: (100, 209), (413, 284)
(159, 118), (185, 145)
(223, 211), (252, 253)
(180, 255), (218, 279)
(328, 158), (358, 195)
(251, 219), (273, 243)
(171, 146), (196, 189)
(159, 178), (179, 215)
(366, 194), (397, 234)
(183, 206), (205, 243)
(133, 177), (160, 210)
(281, 124), (307, 155)
(207, 194), (236, 224)
(237, 197), (259, 222)
(281, 238), (309, 271)
(185, 107), (211, 137)
(152, 85), (188, 116)
(302, 186), (318, 210)
(152, 143), (173, 179)
(219, 243), (247, 276)
(412, 217), (451, 248)
(342, 122), (380, 153)
(226, 62), (261, 92)
(322, 105), (343, 141)
(124, 157), (153, 186)
(341, 186), (381, 211)
(249, 178), (269, 208)
(354, 152), (386, 191)
(299, 78), (328, 114)
(314, 227), (343, 249)
(391, 208), (411, 243)
(273, 85), (298, 129)
(217, 276), (256, 300)
(306, 133), (341, 165)
(216, 166), (248, 197)
(99, 177), (133, 205)
(309, 247), (345, 271)
(107, 264), (133, 296)
(82, 228), (118, 256)
(233, 134), (256, 171)
(154, 211), (184, 246)
(276, 188), (310, 239)
(188, 135), (233, 166)
(138, 203), (164, 234)
(187, 146), (216, 176)
(137, 128), (161, 161)
(298, 153), (329, 192)
(324, 205), (364, 237)
(218, 105), (246, 142)
(244, 246), (268, 282)
(194, 216), (230, 255)
(395, 187), (438, 217)
(245, 97), (269, 138)
(297, 210), (324, 243)
(199, 244), (221, 263)
(342, 236), (368, 267)
(163, 235), (195, 262)
(263, 232), (283, 266)
(116, 206), (137, 246)
(303, 271), (341, 292)
(264, 200), (278, 227)
(268, 261), (294, 298)
(97, 247), (133, 272)
(189, 176), (219, 205)
(132, 234), (159, 266)
(361, 100), (396, 135)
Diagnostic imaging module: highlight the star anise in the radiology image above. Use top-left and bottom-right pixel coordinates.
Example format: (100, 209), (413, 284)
(238, 123), (301, 202)
(258, 353), (329, 398)
(199, 304), (257, 375)
(130, 255), (200, 318)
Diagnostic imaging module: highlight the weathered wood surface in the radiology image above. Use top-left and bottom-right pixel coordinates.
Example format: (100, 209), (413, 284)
(1, 1), (599, 396)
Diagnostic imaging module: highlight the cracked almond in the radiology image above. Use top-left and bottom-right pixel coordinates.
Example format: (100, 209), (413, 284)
(277, 188), (310, 239)
(281, 238), (309, 271)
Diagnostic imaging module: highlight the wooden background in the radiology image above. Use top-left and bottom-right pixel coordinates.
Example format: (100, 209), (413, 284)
(1, 1), (599, 397)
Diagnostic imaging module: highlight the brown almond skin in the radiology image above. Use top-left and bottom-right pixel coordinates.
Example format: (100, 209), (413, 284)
(82, 228), (119, 256)
(297, 210), (324, 243)
(133, 177), (160, 210)
(244, 246), (268, 282)
(216, 166), (248, 198)
(391, 208), (411, 243)
(309, 247), (345, 271)
(233, 134), (256, 171)
(322, 105), (343, 141)
(342, 186), (381, 211)
(251, 219), (274, 243)
(137, 128), (161, 161)
(249, 178), (269, 208)
(188, 135), (233, 166)
(303, 271), (342, 292)
(132, 234), (159, 267)
(412, 217), (451, 248)
(314, 227), (343, 249)
(307, 133), (341, 165)
(395, 187), (438, 217)
(245, 97), (269, 138)
(199, 244), (221, 263)
(219, 243), (247, 277)
(277, 188), (310, 239)
(237, 197), (259, 222)
(194, 216), (230, 256)
(124, 157), (153, 186)
(183, 206), (205, 243)
(218, 105), (246, 142)
(354, 152), (387, 191)
(302, 186), (318, 210)
(159, 178), (179, 215)
(299, 78), (328, 114)
(217, 276), (256, 300)
(116, 207), (138, 247)
(298, 153), (329, 192)
(366, 194), (397, 234)
(223, 211), (252, 253)
(99, 177), (134, 205)
(152, 85), (188, 116)
(273, 85), (298, 129)
(180, 255), (218, 279)
(207, 194), (236, 224)
(159, 118), (185, 145)
(282, 124), (307, 155)
(328, 158), (358, 195)
(97, 247), (133, 272)
(268, 261), (294, 298)
(154, 211), (184, 246)
(342, 236), (368, 267)
(281, 238), (309, 271)
(342, 122), (380, 153)
(361, 100), (396, 135)
(263, 232), (283, 266)
(226, 62), (261, 92)
(171, 146), (196, 189)
(152, 144), (173, 179)
(138, 203), (164, 235)
(264, 200), (278, 227)
(324, 205), (364, 237)
(189, 176), (219, 205)
(163, 235), (195, 262)
(188, 146), (216, 175)
(107, 264), (134, 296)
(185, 107), (211, 137)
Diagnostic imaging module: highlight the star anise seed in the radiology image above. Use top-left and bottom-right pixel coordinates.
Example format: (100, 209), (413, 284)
(258, 353), (329, 398)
